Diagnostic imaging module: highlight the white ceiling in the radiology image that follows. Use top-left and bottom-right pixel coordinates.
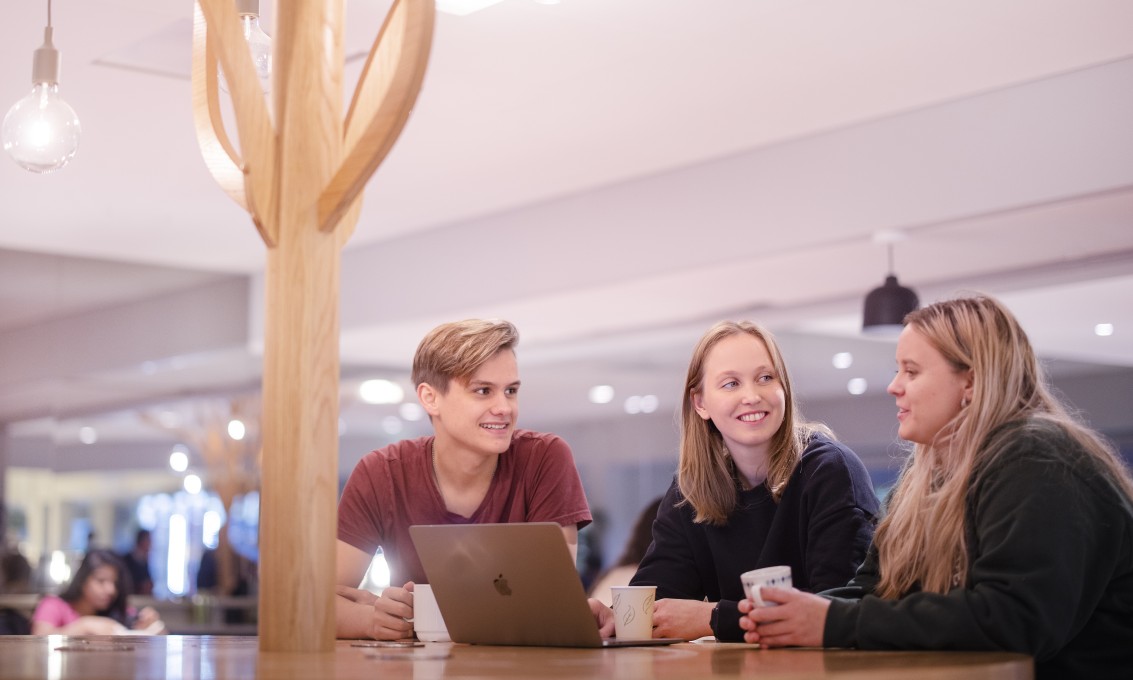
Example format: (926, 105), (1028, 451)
(2, 0), (1132, 472)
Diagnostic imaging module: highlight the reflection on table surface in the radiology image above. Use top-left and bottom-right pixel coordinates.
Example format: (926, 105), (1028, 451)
(0, 635), (1033, 679)
(0, 594), (259, 637)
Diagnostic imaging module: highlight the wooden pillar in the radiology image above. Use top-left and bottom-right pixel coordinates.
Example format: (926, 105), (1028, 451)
(191, 0), (434, 652)
(255, 1), (346, 652)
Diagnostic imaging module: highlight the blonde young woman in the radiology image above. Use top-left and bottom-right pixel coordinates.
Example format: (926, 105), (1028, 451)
(740, 296), (1133, 679)
(628, 321), (879, 641)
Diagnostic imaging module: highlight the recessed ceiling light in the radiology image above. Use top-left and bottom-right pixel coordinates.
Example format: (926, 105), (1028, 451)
(639, 395), (659, 414)
(158, 411), (181, 428)
(847, 378), (868, 396)
(832, 352), (853, 369)
(184, 474), (203, 495)
(382, 416), (404, 436)
(399, 402), (425, 421)
(436, 0), (505, 16)
(79, 427), (98, 445)
(1095, 323), (1115, 337)
(228, 419), (246, 441)
(624, 395), (642, 415)
(589, 385), (615, 404)
(169, 448), (189, 472)
(360, 379), (405, 404)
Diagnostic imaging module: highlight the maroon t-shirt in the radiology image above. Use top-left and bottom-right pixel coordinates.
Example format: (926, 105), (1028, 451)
(337, 429), (592, 586)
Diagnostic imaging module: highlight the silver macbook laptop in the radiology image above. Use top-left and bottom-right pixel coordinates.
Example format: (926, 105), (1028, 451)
(409, 522), (685, 648)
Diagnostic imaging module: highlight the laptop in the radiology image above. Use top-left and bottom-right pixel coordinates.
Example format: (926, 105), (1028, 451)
(409, 522), (685, 648)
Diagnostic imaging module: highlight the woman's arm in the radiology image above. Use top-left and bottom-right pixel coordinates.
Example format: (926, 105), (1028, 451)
(32, 615), (127, 636)
(130, 606), (165, 634)
(799, 441), (880, 593)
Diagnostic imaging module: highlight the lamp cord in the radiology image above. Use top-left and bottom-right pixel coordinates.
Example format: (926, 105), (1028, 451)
(887, 242), (895, 276)
(47, 0), (52, 28)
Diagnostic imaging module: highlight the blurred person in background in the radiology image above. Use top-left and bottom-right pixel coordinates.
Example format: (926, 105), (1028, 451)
(588, 497), (663, 607)
(0, 546), (34, 634)
(1, 547), (32, 594)
(121, 529), (154, 596)
(31, 549), (164, 635)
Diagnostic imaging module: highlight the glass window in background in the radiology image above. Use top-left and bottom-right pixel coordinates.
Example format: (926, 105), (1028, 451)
(135, 491), (227, 598)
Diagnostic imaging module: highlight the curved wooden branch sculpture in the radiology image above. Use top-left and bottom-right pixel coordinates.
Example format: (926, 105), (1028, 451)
(190, 4), (248, 210)
(318, 0), (435, 233)
(194, 0), (279, 246)
(189, 0), (434, 653)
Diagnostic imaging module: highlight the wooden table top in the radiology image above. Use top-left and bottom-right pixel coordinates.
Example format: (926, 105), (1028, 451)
(0, 635), (1033, 679)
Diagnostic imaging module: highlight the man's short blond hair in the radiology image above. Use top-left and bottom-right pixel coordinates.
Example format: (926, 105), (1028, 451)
(411, 319), (519, 393)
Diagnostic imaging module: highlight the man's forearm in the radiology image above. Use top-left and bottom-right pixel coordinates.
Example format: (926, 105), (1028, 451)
(335, 594), (374, 640)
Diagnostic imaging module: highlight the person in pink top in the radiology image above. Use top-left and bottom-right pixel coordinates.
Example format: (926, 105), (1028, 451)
(32, 549), (163, 635)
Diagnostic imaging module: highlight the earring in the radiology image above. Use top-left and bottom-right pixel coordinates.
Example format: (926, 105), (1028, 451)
(961, 397), (970, 408)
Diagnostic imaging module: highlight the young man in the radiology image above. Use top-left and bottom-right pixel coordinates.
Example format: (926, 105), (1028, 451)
(334, 319), (594, 640)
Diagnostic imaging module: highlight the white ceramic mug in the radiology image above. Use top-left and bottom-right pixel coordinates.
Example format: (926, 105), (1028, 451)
(413, 584), (450, 642)
(610, 585), (655, 641)
(740, 565), (793, 607)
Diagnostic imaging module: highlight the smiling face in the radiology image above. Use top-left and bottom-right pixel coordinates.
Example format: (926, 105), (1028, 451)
(427, 349), (520, 457)
(888, 325), (972, 445)
(691, 333), (786, 463)
(81, 565), (119, 613)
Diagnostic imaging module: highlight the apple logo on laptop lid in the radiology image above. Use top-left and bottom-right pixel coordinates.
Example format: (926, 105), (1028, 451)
(493, 573), (512, 596)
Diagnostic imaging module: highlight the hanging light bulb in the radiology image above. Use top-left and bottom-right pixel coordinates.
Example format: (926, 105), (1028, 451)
(219, 0), (273, 95)
(2, 0), (80, 174)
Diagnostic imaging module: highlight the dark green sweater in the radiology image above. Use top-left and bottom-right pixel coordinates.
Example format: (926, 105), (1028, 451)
(823, 419), (1133, 679)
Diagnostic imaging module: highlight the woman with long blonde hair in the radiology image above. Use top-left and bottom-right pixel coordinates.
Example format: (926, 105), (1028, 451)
(740, 296), (1133, 679)
(629, 321), (878, 641)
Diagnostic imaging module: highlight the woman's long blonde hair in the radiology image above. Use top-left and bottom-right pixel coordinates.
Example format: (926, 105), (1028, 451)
(874, 295), (1133, 597)
(678, 321), (831, 525)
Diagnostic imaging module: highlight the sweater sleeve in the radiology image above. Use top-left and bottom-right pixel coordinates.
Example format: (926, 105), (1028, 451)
(823, 434), (1128, 659)
(822, 543), (880, 598)
(799, 440), (880, 592)
(821, 545), (879, 645)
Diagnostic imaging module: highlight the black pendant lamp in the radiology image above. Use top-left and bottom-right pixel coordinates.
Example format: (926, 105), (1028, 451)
(862, 242), (918, 334)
